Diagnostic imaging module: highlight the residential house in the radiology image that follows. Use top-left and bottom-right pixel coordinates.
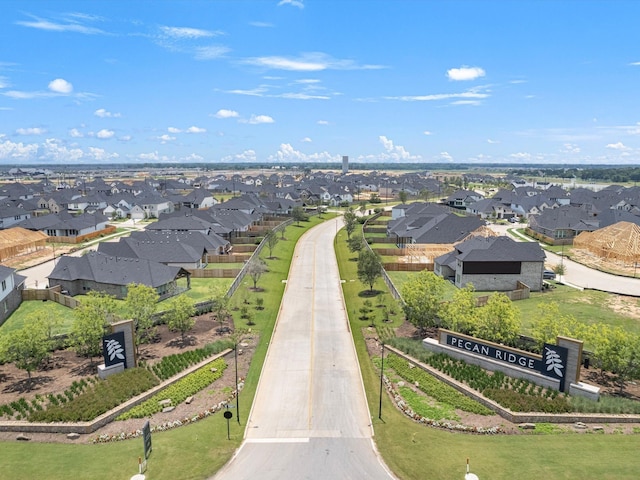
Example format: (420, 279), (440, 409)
(0, 265), (26, 326)
(48, 251), (190, 300)
(434, 236), (546, 291)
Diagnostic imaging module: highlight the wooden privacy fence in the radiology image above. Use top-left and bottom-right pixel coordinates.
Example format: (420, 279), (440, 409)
(366, 237), (397, 244)
(47, 225), (117, 244)
(475, 282), (530, 306)
(373, 248), (407, 256)
(206, 254), (251, 263)
(187, 268), (241, 278)
(22, 286), (80, 308)
(383, 262), (433, 272)
(231, 245), (257, 253)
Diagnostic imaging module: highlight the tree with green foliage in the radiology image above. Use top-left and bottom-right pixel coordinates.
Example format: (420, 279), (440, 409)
(280, 225), (287, 240)
(265, 229), (279, 258)
(530, 302), (577, 351)
(347, 235), (364, 254)
(246, 256), (268, 289)
(357, 248), (383, 292)
(439, 283), (477, 334)
(125, 283), (159, 356)
(71, 291), (117, 364)
(398, 190), (408, 204)
(165, 294), (196, 343)
(291, 206), (308, 226)
(209, 286), (230, 331)
(359, 201), (367, 215)
(343, 207), (358, 239)
(0, 316), (53, 387)
(473, 293), (521, 345)
(401, 270), (446, 334)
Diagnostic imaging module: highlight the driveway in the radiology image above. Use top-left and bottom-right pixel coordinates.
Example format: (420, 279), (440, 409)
(213, 217), (395, 480)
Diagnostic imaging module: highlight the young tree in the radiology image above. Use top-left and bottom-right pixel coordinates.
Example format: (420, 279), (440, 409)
(125, 283), (159, 356)
(280, 225), (287, 240)
(439, 283), (477, 334)
(398, 190), (408, 204)
(401, 270), (446, 334)
(246, 256), (268, 289)
(165, 294), (196, 343)
(357, 249), (383, 292)
(473, 293), (521, 345)
(0, 316), (52, 387)
(343, 207), (358, 239)
(291, 206), (308, 226)
(210, 286), (230, 332)
(70, 291), (117, 364)
(347, 235), (364, 255)
(265, 229), (279, 258)
(530, 302), (577, 351)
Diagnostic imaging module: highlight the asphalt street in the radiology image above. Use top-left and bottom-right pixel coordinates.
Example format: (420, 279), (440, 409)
(213, 217), (395, 480)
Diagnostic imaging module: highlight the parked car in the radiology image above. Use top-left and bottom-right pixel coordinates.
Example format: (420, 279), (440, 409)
(543, 269), (556, 279)
(508, 216), (518, 223)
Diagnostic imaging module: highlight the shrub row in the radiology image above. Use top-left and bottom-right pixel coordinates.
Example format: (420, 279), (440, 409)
(149, 339), (234, 380)
(385, 353), (493, 415)
(118, 357), (227, 420)
(29, 368), (158, 423)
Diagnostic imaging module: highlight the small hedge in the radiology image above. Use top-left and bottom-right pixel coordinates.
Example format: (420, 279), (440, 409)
(385, 353), (493, 415)
(118, 357), (227, 420)
(29, 368), (159, 423)
(150, 339), (233, 381)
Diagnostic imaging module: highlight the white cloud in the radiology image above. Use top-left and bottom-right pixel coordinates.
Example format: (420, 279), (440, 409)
(243, 115), (274, 125)
(510, 152), (532, 160)
(378, 135), (421, 161)
(94, 108), (121, 118)
(69, 128), (84, 138)
(186, 126), (206, 133)
(194, 46), (230, 60)
(385, 88), (489, 102)
(629, 62), (640, 66)
(242, 52), (384, 71)
(423, 131), (432, 136)
(214, 109), (239, 119)
(16, 14), (105, 35)
(159, 26), (217, 38)
(450, 100), (481, 106)
(0, 138), (39, 159)
(168, 127), (182, 133)
(317, 120), (329, 125)
(181, 153), (204, 162)
(606, 142), (631, 151)
(87, 146), (119, 161)
(16, 127), (46, 135)
(96, 129), (115, 139)
(487, 139), (499, 144)
(250, 22), (274, 28)
(40, 138), (84, 162)
(158, 134), (176, 143)
(119, 135), (132, 142)
(279, 92), (330, 100)
(437, 151), (453, 162)
(560, 143), (581, 154)
(447, 66), (486, 81)
(138, 151), (161, 161)
(0, 76), (10, 89)
(301, 137), (312, 143)
(278, 0), (304, 8)
(48, 78), (73, 94)
(222, 149), (257, 163)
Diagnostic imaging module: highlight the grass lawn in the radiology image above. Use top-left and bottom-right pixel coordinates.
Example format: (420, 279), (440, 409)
(0, 300), (75, 337)
(0, 214), (331, 480)
(335, 225), (639, 480)
(517, 284), (640, 337)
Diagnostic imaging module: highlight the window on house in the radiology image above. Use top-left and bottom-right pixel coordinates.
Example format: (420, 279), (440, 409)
(1, 280), (6, 291)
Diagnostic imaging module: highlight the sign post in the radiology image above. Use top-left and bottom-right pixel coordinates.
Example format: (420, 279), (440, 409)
(223, 408), (233, 440)
(142, 420), (152, 460)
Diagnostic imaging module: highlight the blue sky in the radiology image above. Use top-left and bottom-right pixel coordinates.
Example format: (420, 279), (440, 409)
(1, 0), (640, 165)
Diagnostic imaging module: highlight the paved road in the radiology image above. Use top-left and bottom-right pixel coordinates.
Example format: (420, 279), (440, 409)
(213, 217), (395, 480)
(490, 223), (640, 296)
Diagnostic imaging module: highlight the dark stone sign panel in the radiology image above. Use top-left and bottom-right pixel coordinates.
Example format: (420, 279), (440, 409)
(102, 331), (127, 368)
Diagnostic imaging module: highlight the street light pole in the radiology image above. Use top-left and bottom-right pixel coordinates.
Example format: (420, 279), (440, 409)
(378, 342), (385, 420)
(235, 343), (240, 424)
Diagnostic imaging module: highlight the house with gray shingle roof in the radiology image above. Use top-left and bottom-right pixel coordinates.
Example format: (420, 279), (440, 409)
(434, 235), (546, 291)
(48, 251), (189, 300)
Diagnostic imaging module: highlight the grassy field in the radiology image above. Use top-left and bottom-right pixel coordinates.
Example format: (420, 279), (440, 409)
(0, 300), (74, 337)
(0, 214), (330, 480)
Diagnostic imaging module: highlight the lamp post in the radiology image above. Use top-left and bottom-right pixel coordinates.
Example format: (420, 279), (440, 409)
(378, 341), (385, 420)
(235, 343), (240, 424)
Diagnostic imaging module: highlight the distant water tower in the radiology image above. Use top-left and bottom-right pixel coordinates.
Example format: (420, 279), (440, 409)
(342, 155), (349, 174)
